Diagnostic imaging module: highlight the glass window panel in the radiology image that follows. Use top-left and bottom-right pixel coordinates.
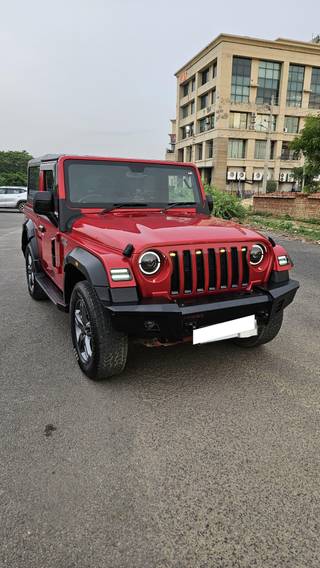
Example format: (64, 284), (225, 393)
(228, 139), (245, 159)
(231, 57), (251, 103)
(309, 67), (320, 109)
(256, 61), (281, 104)
(287, 64), (305, 107)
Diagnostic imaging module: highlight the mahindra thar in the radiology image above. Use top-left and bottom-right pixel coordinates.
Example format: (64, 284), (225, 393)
(22, 155), (299, 380)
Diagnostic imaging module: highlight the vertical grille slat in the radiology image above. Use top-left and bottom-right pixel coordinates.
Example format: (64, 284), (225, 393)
(220, 249), (228, 288)
(170, 252), (180, 294)
(183, 250), (192, 293)
(241, 247), (249, 286)
(231, 247), (239, 287)
(208, 248), (216, 289)
(196, 250), (205, 291)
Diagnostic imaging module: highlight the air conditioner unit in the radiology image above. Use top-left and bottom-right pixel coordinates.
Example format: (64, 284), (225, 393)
(227, 170), (237, 181)
(279, 172), (287, 183)
(287, 173), (295, 182)
(205, 117), (210, 124)
(237, 171), (246, 181)
(185, 125), (191, 135)
(283, 127), (288, 133)
(253, 171), (263, 181)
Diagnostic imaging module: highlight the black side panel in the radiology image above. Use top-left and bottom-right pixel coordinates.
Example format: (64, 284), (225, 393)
(59, 199), (82, 232)
(64, 248), (109, 286)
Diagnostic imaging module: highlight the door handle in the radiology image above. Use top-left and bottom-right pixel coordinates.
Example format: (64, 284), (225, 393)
(38, 224), (46, 234)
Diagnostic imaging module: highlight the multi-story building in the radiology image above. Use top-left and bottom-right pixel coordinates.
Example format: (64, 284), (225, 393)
(166, 34), (320, 191)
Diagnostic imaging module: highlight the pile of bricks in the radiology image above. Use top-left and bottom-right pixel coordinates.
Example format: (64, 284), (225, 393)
(253, 193), (320, 220)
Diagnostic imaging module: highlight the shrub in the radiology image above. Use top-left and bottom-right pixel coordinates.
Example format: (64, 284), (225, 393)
(204, 186), (246, 221)
(266, 180), (278, 193)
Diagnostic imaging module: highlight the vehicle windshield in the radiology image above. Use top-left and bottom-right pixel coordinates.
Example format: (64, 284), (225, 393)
(64, 160), (203, 209)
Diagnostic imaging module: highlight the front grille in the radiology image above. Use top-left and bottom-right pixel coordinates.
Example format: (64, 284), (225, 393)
(170, 246), (250, 296)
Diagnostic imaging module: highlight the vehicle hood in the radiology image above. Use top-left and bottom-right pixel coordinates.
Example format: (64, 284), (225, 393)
(72, 211), (264, 252)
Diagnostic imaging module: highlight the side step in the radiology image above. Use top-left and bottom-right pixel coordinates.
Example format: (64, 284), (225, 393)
(35, 273), (68, 312)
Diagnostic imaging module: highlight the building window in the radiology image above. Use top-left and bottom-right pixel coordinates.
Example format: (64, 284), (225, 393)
(201, 68), (209, 85)
(181, 105), (188, 119)
(199, 92), (209, 109)
(191, 77), (196, 92)
(228, 139), (246, 159)
(309, 67), (320, 109)
(231, 57), (251, 103)
(281, 141), (300, 160)
(197, 143), (203, 160)
(284, 116), (299, 133)
(255, 114), (277, 132)
(286, 64), (305, 107)
(190, 100), (195, 114)
(182, 82), (189, 97)
(198, 114), (215, 133)
(256, 61), (281, 105)
(211, 88), (216, 104)
(212, 60), (217, 79)
(207, 140), (213, 159)
(229, 112), (248, 129)
(178, 149), (184, 162)
(186, 146), (193, 162)
(181, 123), (194, 139)
(254, 140), (275, 160)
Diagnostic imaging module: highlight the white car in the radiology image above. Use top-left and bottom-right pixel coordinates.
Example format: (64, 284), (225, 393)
(0, 186), (28, 211)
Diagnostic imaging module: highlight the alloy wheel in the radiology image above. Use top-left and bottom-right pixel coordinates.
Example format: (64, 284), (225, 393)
(26, 252), (35, 292)
(74, 298), (93, 364)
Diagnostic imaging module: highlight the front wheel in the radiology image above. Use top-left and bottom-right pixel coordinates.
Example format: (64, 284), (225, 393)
(17, 201), (26, 212)
(70, 281), (128, 380)
(232, 311), (284, 348)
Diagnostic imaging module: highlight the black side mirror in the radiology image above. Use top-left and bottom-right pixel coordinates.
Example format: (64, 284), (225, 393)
(33, 191), (54, 215)
(206, 194), (213, 213)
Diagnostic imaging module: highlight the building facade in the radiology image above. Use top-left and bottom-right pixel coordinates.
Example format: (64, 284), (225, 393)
(166, 34), (320, 191)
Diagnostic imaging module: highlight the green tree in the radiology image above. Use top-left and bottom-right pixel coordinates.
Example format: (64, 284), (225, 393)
(291, 116), (320, 193)
(0, 150), (33, 186)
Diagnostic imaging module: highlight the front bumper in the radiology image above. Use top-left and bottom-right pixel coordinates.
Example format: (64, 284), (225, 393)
(105, 279), (299, 341)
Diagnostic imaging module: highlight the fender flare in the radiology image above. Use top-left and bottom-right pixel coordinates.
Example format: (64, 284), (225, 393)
(21, 219), (39, 258)
(64, 247), (109, 287)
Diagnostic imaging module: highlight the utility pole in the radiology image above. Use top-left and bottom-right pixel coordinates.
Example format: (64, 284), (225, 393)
(262, 96), (274, 193)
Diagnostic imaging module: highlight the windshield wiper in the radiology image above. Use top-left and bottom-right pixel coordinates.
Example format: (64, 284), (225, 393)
(100, 203), (148, 214)
(162, 201), (196, 212)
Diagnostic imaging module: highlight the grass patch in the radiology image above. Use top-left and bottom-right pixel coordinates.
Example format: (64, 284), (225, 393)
(247, 213), (320, 242)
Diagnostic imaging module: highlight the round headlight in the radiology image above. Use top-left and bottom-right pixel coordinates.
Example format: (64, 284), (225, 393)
(139, 251), (161, 275)
(250, 244), (265, 266)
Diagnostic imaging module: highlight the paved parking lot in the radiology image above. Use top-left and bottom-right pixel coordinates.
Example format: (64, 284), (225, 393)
(1, 211), (320, 568)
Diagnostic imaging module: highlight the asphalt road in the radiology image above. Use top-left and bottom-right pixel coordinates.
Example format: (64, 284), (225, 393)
(1, 211), (320, 568)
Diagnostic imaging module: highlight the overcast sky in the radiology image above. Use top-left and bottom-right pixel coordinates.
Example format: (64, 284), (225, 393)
(1, 0), (319, 159)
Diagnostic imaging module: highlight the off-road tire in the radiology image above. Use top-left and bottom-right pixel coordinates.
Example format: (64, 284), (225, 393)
(17, 201), (26, 212)
(70, 281), (128, 380)
(233, 310), (283, 348)
(25, 244), (48, 300)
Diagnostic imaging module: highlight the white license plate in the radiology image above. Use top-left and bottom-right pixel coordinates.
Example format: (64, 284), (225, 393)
(193, 315), (257, 345)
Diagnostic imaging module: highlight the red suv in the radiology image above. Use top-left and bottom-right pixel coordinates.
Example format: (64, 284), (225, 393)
(22, 155), (299, 380)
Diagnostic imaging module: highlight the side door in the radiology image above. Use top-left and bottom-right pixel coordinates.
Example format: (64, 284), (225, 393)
(37, 163), (64, 289)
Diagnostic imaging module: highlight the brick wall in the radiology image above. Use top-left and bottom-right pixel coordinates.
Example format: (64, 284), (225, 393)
(253, 193), (320, 220)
